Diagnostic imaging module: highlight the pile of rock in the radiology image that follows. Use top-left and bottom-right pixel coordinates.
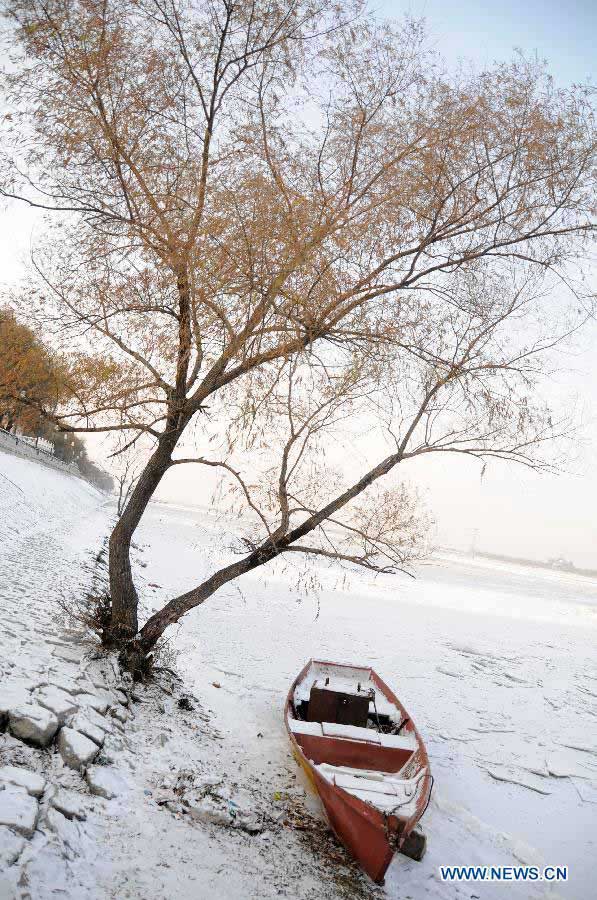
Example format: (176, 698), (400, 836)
(0, 641), (132, 883)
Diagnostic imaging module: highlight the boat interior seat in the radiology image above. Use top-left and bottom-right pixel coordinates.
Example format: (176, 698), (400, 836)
(378, 731), (418, 751)
(317, 762), (425, 814)
(320, 722), (418, 751)
(322, 722), (381, 743)
(319, 762), (421, 792)
(289, 718), (417, 751)
(288, 718), (323, 736)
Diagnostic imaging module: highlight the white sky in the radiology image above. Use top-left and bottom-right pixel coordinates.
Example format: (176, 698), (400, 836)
(374, 0), (597, 566)
(1, 1), (595, 567)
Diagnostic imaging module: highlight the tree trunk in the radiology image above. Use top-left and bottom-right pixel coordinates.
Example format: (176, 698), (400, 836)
(109, 265), (194, 648)
(108, 522), (139, 642)
(107, 427), (182, 644)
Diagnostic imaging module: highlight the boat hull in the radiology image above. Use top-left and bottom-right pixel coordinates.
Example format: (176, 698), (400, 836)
(286, 659), (431, 884)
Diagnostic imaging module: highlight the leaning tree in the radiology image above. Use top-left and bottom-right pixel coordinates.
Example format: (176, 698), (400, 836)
(1, 0), (594, 667)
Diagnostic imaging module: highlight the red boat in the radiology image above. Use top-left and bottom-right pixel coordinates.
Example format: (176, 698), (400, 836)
(285, 659), (432, 884)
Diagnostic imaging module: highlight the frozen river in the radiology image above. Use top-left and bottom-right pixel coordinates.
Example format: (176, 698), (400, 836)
(137, 501), (597, 899)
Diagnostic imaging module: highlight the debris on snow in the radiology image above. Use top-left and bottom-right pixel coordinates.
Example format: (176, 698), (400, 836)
(186, 795), (233, 827)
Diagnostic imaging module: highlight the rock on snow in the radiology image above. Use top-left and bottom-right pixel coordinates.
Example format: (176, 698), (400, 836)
(0, 787), (39, 837)
(58, 728), (100, 770)
(0, 826), (25, 867)
(35, 686), (78, 725)
(49, 788), (87, 821)
(8, 704), (59, 747)
(77, 693), (109, 715)
(52, 644), (86, 665)
(0, 766), (45, 798)
(86, 766), (128, 800)
(0, 684), (32, 723)
(68, 713), (106, 747)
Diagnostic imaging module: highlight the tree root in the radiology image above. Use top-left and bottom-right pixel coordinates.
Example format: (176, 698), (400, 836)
(118, 641), (155, 681)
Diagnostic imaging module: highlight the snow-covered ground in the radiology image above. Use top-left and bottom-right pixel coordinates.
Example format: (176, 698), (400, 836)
(1, 449), (596, 899)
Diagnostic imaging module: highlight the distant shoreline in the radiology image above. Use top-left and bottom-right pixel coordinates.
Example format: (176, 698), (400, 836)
(439, 547), (597, 580)
(150, 496), (597, 580)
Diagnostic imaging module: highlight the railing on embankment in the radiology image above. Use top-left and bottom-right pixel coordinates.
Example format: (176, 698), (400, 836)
(0, 427), (82, 479)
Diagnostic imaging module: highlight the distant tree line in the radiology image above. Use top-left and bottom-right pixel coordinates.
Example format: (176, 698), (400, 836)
(0, 305), (66, 432)
(0, 306), (113, 492)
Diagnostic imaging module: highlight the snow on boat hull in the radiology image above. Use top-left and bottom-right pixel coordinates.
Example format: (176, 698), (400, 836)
(285, 660), (432, 884)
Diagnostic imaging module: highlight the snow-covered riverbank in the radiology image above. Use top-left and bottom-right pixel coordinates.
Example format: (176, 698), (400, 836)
(1, 451), (596, 899)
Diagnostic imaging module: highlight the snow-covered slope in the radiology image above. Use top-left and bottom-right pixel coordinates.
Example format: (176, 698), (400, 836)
(0, 450), (116, 898)
(1, 452), (596, 899)
(0, 448), (103, 541)
(0, 449), (108, 665)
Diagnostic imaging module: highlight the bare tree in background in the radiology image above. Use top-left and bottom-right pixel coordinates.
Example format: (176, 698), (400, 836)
(1, 0), (594, 667)
(113, 445), (144, 518)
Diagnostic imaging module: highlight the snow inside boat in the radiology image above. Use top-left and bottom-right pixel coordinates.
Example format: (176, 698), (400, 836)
(285, 660), (432, 884)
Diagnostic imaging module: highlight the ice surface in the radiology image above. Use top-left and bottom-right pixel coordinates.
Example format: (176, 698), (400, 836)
(482, 765), (553, 795)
